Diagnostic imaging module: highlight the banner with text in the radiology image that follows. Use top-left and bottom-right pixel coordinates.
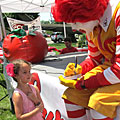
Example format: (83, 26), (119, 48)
(7, 16), (42, 33)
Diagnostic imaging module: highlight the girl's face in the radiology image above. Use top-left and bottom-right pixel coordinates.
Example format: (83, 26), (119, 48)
(16, 63), (31, 84)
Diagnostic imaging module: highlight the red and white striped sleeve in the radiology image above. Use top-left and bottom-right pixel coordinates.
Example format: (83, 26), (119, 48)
(80, 39), (104, 75)
(102, 8), (120, 85)
(82, 8), (120, 89)
(0, 47), (3, 59)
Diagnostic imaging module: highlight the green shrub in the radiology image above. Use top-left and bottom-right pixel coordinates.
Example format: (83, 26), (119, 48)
(77, 33), (87, 48)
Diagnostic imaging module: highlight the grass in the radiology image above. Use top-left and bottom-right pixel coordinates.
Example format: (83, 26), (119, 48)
(0, 64), (16, 120)
(0, 85), (16, 120)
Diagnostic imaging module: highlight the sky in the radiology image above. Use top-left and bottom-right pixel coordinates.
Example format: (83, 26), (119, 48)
(39, 12), (54, 21)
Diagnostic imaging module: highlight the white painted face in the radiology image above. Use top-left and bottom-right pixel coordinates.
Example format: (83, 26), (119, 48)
(70, 20), (99, 39)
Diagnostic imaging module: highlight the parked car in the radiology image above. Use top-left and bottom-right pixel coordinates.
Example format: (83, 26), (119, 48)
(50, 32), (64, 43)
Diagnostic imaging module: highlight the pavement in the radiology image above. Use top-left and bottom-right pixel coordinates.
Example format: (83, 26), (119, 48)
(32, 52), (88, 77)
(33, 37), (88, 77)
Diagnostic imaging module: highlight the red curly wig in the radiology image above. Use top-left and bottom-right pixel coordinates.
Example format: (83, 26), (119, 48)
(51, 0), (109, 23)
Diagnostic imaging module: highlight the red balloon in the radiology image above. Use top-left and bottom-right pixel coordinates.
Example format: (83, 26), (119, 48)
(3, 31), (48, 63)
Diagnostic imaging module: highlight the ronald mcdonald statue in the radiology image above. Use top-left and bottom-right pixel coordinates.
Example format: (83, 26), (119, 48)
(52, 0), (120, 120)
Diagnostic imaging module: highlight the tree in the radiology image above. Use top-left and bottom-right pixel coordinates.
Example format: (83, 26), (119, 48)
(77, 33), (87, 48)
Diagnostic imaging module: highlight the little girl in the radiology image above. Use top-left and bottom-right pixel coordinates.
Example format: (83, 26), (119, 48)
(6, 59), (44, 120)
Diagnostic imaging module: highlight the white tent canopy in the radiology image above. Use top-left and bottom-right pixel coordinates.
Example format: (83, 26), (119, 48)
(0, 0), (55, 13)
(0, 0), (67, 38)
(0, 0), (55, 37)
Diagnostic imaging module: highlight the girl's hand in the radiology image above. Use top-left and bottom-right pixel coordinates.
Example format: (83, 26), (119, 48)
(36, 101), (44, 112)
(27, 92), (39, 104)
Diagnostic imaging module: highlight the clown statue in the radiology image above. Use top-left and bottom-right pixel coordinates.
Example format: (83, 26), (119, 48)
(52, 0), (120, 120)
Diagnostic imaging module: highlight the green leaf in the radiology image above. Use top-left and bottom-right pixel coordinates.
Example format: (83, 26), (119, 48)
(10, 35), (24, 38)
(10, 29), (26, 38)
(28, 31), (36, 36)
(28, 29), (37, 36)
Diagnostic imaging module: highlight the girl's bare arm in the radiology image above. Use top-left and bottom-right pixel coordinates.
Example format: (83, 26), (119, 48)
(13, 91), (43, 120)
